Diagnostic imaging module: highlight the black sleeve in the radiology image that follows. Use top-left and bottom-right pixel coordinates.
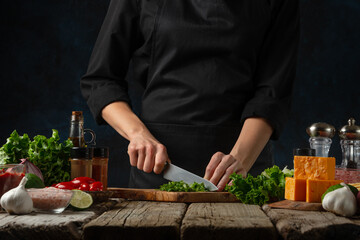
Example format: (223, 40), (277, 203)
(80, 0), (141, 125)
(240, 0), (300, 140)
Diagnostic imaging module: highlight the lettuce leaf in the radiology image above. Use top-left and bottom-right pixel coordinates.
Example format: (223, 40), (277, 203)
(226, 173), (269, 205)
(28, 129), (73, 186)
(0, 129), (72, 186)
(0, 130), (30, 164)
(226, 165), (294, 205)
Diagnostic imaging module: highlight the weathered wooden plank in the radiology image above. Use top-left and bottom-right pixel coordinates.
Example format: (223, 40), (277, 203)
(0, 200), (117, 240)
(84, 200), (187, 240)
(263, 205), (360, 240)
(349, 215), (360, 226)
(181, 203), (277, 240)
(0, 210), (95, 240)
(267, 200), (323, 211)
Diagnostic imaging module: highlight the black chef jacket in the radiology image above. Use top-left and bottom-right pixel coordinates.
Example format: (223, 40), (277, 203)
(81, 0), (300, 188)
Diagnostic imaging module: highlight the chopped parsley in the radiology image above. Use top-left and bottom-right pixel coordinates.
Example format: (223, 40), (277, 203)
(159, 181), (209, 192)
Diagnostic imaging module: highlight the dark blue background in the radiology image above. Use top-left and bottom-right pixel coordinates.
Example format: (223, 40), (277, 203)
(1, 0), (359, 187)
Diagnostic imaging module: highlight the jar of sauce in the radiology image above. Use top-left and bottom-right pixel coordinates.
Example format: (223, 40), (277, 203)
(0, 164), (25, 201)
(92, 147), (109, 190)
(70, 147), (93, 179)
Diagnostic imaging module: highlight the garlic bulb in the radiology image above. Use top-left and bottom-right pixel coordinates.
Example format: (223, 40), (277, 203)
(0, 177), (33, 215)
(322, 182), (357, 217)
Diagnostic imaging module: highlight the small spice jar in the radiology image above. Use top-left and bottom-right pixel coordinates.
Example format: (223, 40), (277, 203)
(293, 148), (316, 157)
(70, 147), (93, 179)
(92, 147), (109, 190)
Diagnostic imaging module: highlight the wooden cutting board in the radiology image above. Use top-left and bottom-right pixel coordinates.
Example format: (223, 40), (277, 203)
(107, 188), (239, 203)
(267, 199), (324, 211)
(107, 188), (323, 209)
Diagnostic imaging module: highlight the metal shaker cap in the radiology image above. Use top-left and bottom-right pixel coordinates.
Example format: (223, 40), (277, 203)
(306, 122), (335, 138)
(339, 118), (360, 140)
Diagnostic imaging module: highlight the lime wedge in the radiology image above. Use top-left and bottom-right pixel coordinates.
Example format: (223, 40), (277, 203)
(70, 190), (93, 210)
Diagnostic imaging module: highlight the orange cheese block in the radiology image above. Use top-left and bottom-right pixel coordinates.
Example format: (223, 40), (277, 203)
(294, 156), (335, 180)
(285, 177), (307, 201)
(306, 179), (343, 203)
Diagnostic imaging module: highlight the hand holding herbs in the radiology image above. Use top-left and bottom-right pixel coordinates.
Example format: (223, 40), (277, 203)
(225, 166), (294, 205)
(159, 181), (209, 192)
(0, 129), (73, 186)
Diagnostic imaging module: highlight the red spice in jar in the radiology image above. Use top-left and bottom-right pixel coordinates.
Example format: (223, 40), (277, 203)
(92, 147), (109, 190)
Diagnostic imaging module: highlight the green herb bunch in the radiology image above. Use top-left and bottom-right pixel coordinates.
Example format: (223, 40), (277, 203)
(0, 129), (73, 186)
(225, 165), (294, 205)
(159, 181), (210, 192)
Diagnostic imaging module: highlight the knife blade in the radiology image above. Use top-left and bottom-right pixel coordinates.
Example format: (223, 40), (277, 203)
(163, 163), (218, 191)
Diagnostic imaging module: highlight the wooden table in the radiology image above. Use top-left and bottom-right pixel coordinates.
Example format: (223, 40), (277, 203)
(1, 199), (360, 240)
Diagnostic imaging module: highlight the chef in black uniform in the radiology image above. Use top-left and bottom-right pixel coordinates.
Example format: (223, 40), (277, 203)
(81, 0), (299, 191)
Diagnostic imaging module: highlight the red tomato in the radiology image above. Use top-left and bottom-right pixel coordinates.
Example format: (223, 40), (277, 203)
(89, 181), (103, 191)
(55, 181), (75, 190)
(72, 177), (95, 185)
(71, 179), (81, 188)
(78, 183), (90, 191)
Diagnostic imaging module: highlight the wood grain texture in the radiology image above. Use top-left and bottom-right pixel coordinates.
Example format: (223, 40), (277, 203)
(108, 187), (239, 203)
(0, 210), (96, 240)
(262, 205), (360, 240)
(267, 200), (324, 211)
(181, 203), (277, 240)
(83, 201), (187, 240)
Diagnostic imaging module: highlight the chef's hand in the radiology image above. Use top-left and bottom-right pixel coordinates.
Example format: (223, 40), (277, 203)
(101, 101), (170, 174)
(204, 118), (273, 191)
(128, 134), (170, 174)
(204, 152), (247, 191)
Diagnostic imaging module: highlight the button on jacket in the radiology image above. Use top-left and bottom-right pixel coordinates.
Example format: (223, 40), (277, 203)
(80, 0), (300, 187)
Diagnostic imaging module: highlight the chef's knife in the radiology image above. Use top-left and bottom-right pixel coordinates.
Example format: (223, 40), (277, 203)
(163, 163), (218, 191)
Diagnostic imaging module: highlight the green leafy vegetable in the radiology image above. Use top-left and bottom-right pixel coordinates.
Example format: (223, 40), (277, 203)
(0, 130), (31, 164)
(159, 181), (209, 192)
(28, 129), (73, 186)
(0, 129), (73, 186)
(225, 165), (294, 205)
